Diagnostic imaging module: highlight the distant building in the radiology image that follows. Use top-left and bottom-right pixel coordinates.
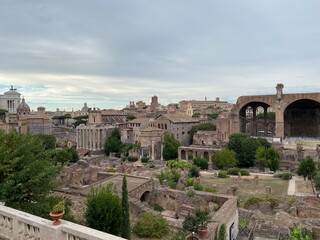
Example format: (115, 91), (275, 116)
(0, 86), (21, 113)
(154, 113), (200, 145)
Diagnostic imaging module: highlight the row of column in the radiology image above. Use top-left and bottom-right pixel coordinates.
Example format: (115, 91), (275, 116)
(76, 127), (105, 150)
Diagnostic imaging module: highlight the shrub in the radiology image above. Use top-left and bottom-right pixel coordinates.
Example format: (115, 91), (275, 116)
(184, 177), (194, 187)
(157, 170), (180, 188)
(153, 204), (164, 212)
(194, 183), (203, 191)
(166, 160), (192, 169)
(281, 172), (292, 180)
(189, 165), (200, 178)
(127, 156), (138, 162)
(187, 189), (195, 198)
(240, 169), (250, 176)
(141, 156), (149, 163)
(133, 212), (169, 238)
(193, 157), (209, 170)
(149, 163), (155, 168)
(170, 230), (187, 240)
(218, 170), (228, 178)
(243, 196), (262, 208)
(273, 172), (292, 180)
(85, 184), (122, 235)
(204, 187), (216, 193)
(227, 167), (240, 175)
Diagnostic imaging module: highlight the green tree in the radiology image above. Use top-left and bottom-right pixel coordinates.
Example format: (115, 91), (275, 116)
(133, 212), (169, 238)
(104, 128), (122, 156)
(297, 157), (316, 180)
(35, 134), (56, 150)
(163, 132), (180, 160)
(227, 133), (270, 167)
(73, 115), (88, 127)
(126, 114), (136, 121)
(255, 146), (280, 171)
(121, 175), (131, 240)
(85, 184), (122, 236)
(212, 150), (237, 169)
(0, 109), (7, 121)
(0, 130), (61, 206)
(54, 147), (79, 165)
(255, 146), (269, 171)
(190, 123), (216, 144)
(266, 147), (280, 172)
(314, 171), (320, 190)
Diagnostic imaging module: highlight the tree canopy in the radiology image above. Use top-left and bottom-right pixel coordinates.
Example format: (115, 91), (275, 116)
(163, 132), (180, 160)
(255, 146), (280, 171)
(297, 157), (316, 180)
(104, 128), (122, 157)
(85, 184), (122, 236)
(212, 149), (237, 169)
(227, 133), (271, 167)
(0, 130), (61, 206)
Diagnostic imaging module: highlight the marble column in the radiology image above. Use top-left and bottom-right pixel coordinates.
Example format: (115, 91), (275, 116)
(151, 140), (155, 160)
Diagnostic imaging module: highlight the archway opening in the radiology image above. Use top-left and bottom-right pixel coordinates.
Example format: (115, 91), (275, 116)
(284, 99), (320, 138)
(239, 101), (271, 136)
(181, 150), (186, 160)
(140, 191), (151, 202)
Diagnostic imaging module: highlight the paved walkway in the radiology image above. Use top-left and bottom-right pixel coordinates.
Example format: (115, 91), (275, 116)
(287, 176), (296, 195)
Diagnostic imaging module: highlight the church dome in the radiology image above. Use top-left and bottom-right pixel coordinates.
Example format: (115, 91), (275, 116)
(81, 102), (89, 112)
(17, 98), (30, 114)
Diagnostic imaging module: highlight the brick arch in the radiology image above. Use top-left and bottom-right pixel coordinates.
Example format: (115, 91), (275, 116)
(284, 99), (320, 138)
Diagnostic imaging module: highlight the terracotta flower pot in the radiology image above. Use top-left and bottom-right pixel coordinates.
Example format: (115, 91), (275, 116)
(198, 226), (208, 239)
(49, 211), (65, 225)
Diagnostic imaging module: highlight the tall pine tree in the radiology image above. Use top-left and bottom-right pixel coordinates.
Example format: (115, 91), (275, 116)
(121, 175), (131, 239)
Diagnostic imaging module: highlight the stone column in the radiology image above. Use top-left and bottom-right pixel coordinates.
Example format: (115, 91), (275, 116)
(76, 128), (79, 149)
(151, 140), (155, 160)
(160, 144), (163, 161)
(264, 106), (268, 135)
(252, 106), (257, 135)
(97, 128), (101, 150)
(93, 129), (96, 150)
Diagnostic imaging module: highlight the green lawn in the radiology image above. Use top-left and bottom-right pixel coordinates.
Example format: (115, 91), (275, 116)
(200, 174), (289, 201)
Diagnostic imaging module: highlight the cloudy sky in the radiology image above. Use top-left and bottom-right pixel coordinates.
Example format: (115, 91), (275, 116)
(0, 1), (320, 111)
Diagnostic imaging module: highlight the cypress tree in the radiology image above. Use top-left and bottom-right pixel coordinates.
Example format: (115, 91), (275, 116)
(121, 175), (131, 239)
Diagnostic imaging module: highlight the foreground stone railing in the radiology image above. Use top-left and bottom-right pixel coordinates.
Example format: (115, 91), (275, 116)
(0, 205), (124, 240)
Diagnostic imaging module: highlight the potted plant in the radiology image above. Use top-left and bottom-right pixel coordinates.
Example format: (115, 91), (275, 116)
(49, 200), (65, 225)
(194, 208), (211, 239)
(182, 208), (211, 239)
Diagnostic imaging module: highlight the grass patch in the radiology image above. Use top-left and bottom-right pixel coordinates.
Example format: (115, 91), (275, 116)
(201, 174), (289, 201)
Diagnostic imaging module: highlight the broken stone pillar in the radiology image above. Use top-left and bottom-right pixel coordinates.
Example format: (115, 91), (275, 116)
(266, 186), (272, 195)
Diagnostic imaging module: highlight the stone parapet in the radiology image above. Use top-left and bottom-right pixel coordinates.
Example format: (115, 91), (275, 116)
(0, 205), (124, 240)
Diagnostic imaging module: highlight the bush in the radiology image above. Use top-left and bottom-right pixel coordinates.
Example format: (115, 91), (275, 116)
(204, 187), (216, 193)
(218, 170), (228, 178)
(141, 156), (149, 163)
(193, 157), (209, 170)
(85, 184), (122, 235)
(133, 212), (169, 238)
(153, 204), (164, 212)
(184, 177), (194, 187)
(127, 156), (138, 162)
(281, 172), (292, 180)
(166, 160), (192, 169)
(240, 169), (250, 176)
(189, 165), (200, 178)
(149, 163), (155, 168)
(227, 167), (240, 175)
(157, 170), (180, 188)
(194, 183), (203, 191)
(274, 172), (292, 180)
(243, 196), (262, 208)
